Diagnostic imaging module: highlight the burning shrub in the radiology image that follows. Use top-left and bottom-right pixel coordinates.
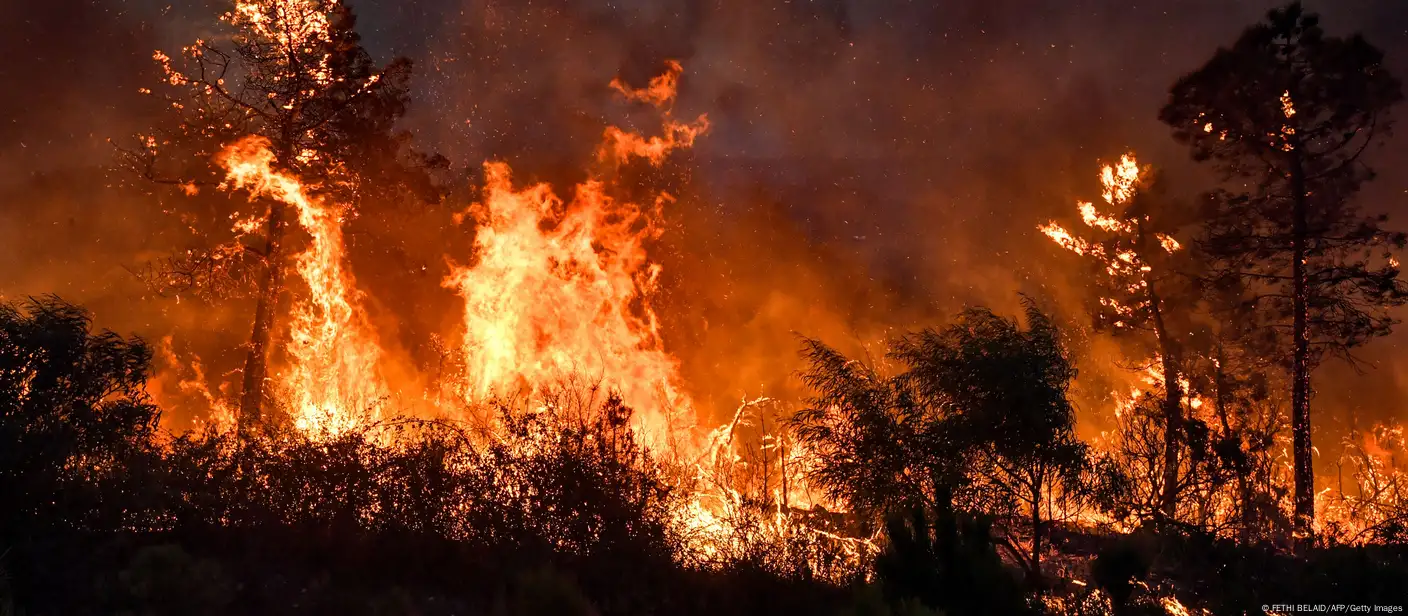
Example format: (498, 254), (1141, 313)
(1088, 379), (1294, 544)
(473, 390), (680, 562)
(152, 385), (681, 563)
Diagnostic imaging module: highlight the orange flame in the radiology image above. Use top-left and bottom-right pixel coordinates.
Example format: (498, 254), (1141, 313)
(1100, 154), (1142, 207)
(150, 336), (237, 434)
(1040, 153), (1182, 329)
(609, 59), (684, 108)
(443, 63), (707, 449)
(219, 135), (389, 436)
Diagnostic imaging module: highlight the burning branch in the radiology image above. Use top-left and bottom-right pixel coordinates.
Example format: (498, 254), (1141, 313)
(1040, 153), (1192, 520)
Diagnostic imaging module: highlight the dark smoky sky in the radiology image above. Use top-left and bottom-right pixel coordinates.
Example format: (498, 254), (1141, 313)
(3, 0), (1408, 437)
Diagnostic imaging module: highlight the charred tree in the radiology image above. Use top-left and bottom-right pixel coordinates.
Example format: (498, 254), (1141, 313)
(117, 0), (441, 436)
(1160, 2), (1405, 535)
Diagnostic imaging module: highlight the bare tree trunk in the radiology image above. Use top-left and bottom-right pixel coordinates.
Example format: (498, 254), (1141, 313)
(1289, 152), (1314, 537)
(1022, 461), (1048, 590)
(238, 200), (289, 439)
(1151, 295), (1181, 520)
(1142, 219), (1181, 521)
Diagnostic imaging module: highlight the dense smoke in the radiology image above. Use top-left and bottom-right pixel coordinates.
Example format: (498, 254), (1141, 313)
(2, 0), (1406, 452)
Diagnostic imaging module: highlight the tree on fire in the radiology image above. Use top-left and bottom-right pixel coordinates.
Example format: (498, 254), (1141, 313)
(1159, 1), (1407, 535)
(116, 0), (444, 437)
(793, 298), (1088, 586)
(1040, 155), (1198, 521)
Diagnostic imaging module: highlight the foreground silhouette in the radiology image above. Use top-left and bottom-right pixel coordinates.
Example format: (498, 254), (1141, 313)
(2, 296), (1405, 615)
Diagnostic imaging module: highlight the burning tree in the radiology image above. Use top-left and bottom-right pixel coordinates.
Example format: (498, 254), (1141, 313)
(117, 0), (439, 436)
(1180, 332), (1291, 544)
(216, 135), (389, 436)
(1159, 1), (1406, 535)
(1039, 154), (1190, 520)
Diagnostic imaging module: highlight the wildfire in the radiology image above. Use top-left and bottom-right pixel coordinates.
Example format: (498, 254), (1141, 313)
(1318, 421), (1408, 542)
(678, 397), (876, 570)
(1039, 222), (1096, 257)
(218, 135), (389, 436)
(149, 336), (237, 434)
(133, 58), (884, 575)
(599, 68), (710, 166)
(1161, 596), (1211, 616)
(226, 0), (336, 87)
(1107, 362), (1203, 420)
(610, 60), (685, 107)
(1100, 154), (1143, 208)
(1278, 90), (1298, 151)
(1040, 153), (1179, 328)
(443, 63), (709, 450)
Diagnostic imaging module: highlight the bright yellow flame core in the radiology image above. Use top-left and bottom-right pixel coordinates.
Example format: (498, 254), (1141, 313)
(1101, 154), (1142, 207)
(443, 163), (687, 444)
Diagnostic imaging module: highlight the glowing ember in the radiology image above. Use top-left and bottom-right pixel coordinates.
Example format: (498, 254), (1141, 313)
(226, 0), (337, 87)
(1161, 596), (1210, 616)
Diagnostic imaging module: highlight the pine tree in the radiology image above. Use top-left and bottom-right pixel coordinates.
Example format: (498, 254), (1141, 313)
(1040, 153), (1192, 520)
(117, 0), (440, 436)
(1159, 1), (1406, 534)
